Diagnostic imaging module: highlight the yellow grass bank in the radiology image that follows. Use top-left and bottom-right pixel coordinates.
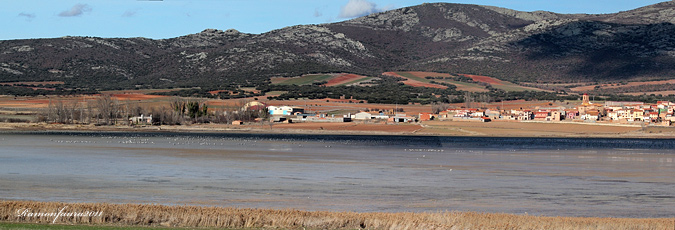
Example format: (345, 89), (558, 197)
(0, 201), (675, 230)
(1, 200), (673, 230)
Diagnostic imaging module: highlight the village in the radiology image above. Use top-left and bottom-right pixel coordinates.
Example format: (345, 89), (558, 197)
(264, 94), (675, 127)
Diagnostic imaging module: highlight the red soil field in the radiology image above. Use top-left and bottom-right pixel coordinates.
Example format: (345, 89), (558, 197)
(462, 74), (505, 85)
(383, 72), (448, 89)
(323, 74), (367, 86)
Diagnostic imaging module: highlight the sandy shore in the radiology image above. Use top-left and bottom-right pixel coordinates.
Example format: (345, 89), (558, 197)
(1, 120), (674, 138)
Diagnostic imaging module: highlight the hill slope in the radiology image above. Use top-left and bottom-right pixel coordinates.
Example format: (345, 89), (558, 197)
(2, 2), (675, 90)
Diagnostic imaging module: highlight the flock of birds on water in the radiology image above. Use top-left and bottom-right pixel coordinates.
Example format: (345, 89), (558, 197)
(40, 134), (451, 154)
(24, 132), (673, 155)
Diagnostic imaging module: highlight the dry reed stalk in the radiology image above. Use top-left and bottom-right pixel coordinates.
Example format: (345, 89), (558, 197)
(1, 200), (673, 230)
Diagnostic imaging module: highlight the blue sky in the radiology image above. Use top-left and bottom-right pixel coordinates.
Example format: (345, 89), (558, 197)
(1, 0), (668, 40)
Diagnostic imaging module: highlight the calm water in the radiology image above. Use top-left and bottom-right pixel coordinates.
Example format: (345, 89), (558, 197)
(1, 131), (674, 218)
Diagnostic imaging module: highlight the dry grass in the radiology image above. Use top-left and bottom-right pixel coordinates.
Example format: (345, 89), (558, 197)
(1, 200), (673, 230)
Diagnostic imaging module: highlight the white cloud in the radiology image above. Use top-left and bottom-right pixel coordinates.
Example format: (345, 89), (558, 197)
(58, 4), (92, 17)
(338, 0), (381, 18)
(18, 12), (36, 21)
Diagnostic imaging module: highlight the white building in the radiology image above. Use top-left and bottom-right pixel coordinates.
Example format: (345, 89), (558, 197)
(353, 112), (373, 120)
(268, 106), (304, 115)
(129, 114), (152, 125)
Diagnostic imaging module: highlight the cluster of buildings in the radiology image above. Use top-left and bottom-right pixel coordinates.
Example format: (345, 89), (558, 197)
(268, 105), (349, 123)
(263, 94), (675, 127)
(437, 94), (675, 126)
(604, 101), (675, 125)
(267, 105), (418, 123)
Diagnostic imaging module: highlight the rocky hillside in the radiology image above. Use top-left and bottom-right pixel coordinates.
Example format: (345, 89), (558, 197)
(2, 2), (675, 90)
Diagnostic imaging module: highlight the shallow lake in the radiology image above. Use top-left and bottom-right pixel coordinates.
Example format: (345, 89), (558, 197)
(1, 131), (673, 218)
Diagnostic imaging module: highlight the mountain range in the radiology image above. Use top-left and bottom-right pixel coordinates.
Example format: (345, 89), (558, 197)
(2, 1), (675, 90)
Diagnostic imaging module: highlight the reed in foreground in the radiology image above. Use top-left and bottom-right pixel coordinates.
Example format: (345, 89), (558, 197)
(1, 200), (673, 230)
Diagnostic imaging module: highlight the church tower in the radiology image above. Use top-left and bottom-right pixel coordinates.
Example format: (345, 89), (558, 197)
(582, 93), (590, 106)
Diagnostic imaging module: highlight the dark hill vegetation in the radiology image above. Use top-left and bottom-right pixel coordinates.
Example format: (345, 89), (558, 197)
(2, 1), (675, 94)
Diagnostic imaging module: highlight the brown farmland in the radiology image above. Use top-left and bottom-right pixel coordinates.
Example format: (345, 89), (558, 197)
(382, 72), (448, 89)
(323, 73), (368, 86)
(463, 74), (505, 85)
(0, 94), (171, 110)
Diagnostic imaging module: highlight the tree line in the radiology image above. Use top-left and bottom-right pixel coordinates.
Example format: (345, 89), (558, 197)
(40, 95), (268, 126)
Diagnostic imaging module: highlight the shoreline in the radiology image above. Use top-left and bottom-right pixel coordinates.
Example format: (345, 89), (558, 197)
(1, 121), (674, 139)
(1, 200), (673, 229)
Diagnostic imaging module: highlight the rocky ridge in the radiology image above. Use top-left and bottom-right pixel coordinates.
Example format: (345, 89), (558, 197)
(2, 2), (675, 89)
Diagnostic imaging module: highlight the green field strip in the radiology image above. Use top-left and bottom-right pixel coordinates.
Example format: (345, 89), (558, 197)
(493, 84), (547, 92)
(335, 77), (373, 86)
(436, 79), (486, 91)
(394, 72), (432, 83)
(275, 74), (333, 85)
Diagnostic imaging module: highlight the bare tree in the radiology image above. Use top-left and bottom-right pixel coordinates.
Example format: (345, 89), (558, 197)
(431, 102), (451, 114)
(170, 97), (186, 117)
(464, 91), (473, 108)
(128, 102), (146, 117)
(478, 94), (491, 109)
(43, 100), (81, 124)
(95, 94), (120, 125)
(85, 101), (93, 124)
(151, 105), (182, 125)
